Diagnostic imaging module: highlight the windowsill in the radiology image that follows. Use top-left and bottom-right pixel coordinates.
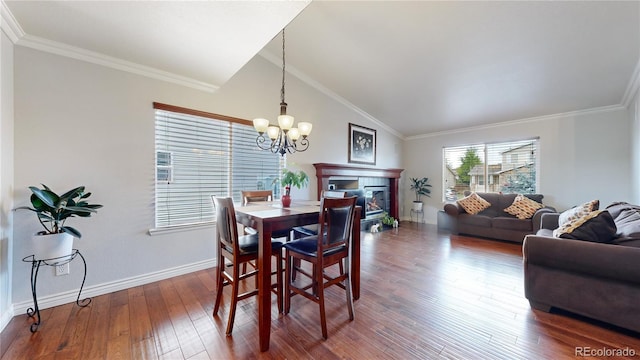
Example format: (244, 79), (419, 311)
(148, 221), (214, 236)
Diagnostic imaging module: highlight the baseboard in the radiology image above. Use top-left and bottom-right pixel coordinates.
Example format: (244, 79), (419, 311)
(0, 304), (15, 333)
(9, 258), (216, 324)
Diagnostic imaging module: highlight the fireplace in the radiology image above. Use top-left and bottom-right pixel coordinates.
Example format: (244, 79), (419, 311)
(364, 186), (388, 218)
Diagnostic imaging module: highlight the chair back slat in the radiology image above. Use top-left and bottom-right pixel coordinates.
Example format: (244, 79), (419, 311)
(242, 190), (273, 205)
(317, 196), (357, 252)
(212, 196), (239, 254)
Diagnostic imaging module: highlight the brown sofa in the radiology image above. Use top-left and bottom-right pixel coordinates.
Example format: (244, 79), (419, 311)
(522, 202), (640, 333)
(442, 192), (556, 243)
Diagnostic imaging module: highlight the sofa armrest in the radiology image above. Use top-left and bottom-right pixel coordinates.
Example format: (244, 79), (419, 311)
(523, 235), (640, 285)
(444, 202), (463, 217)
(536, 211), (559, 231)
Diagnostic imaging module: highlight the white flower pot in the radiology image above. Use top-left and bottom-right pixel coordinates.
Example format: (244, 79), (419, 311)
(31, 232), (74, 263)
(413, 201), (423, 211)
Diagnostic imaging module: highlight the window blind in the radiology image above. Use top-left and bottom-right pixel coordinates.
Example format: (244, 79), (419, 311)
(443, 138), (538, 200)
(154, 105), (282, 229)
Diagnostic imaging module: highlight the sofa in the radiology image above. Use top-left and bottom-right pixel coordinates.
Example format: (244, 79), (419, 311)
(442, 192), (556, 243)
(522, 202), (640, 333)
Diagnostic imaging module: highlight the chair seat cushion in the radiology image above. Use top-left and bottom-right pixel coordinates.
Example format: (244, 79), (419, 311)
(227, 233), (284, 254)
(283, 236), (346, 257)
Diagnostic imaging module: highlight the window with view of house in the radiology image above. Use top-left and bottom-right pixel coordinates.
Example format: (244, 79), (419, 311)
(443, 138), (538, 201)
(153, 103), (283, 230)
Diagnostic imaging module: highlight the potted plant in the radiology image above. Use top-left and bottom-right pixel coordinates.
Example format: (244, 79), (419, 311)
(15, 185), (102, 262)
(409, 177), (432, 211)
(278, 169), (309, 207)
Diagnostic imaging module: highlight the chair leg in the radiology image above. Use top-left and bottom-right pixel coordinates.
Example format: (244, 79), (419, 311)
(345, 268), (355, 321)
(316, 263), (328, 340)
(226, 263), (241, 335)
(213, 254), (225, 316)
(284, 251), (292, 314)
(275, 252), (284, 313)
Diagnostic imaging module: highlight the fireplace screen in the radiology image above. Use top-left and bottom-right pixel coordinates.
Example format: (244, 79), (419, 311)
(364, 186), (387, 217)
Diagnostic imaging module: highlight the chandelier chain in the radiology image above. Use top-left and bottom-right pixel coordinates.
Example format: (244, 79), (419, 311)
(281, 29), (286, 104)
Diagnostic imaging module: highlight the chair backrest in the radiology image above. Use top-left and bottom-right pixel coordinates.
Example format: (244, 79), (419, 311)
(211, 196), (240, 254)
(317, 196), (357, 252)
(321, 190), (348, 199)
(241, 190), (273, 205)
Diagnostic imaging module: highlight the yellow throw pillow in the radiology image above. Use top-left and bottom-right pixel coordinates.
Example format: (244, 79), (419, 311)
(558, 199), (600, 227)
(504, 194), (543, 220)
(457, 192), (491, 215)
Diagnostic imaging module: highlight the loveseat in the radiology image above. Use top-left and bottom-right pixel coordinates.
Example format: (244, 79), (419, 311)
(522, 202), (640, 333)
(442, 192), (556, 243)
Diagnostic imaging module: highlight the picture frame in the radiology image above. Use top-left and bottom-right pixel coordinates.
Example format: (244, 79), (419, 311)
(348, 123), (376, 165)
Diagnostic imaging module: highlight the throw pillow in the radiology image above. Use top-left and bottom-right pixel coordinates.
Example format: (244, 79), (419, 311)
(504, 194), (544, 220)
(558, 199), (600, 227)
(553, 210), (617, 243)
(457, 192), (491, 215)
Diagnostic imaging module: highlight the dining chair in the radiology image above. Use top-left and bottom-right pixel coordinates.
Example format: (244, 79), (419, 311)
(283, 196), (357, 339)
(292, 190), (348, 239)
(241, 190), (292, 240)
(211, 196), (284, 335)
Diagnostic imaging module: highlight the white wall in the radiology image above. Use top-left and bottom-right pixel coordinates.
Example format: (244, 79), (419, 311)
(403, 107), (632, 224)
(631, 90), (640, 205)
(10, 46), (402, 308)
(0, 28), (15, 330)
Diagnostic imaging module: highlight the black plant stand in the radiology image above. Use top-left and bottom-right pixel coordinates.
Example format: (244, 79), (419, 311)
(22, 249), (91, 332)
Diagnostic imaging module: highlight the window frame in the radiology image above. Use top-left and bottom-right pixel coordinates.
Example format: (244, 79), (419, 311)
(150, 102), (283, 234)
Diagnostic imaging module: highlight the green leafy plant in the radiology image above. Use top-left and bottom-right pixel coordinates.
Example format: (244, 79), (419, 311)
(382, 212), (395, 226)
(15, 185), (103, 238)
(410, 177), (432, 202)
(278, 169), (309, 196)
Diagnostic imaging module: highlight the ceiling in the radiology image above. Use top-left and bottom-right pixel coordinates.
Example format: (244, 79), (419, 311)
(3, 1), (640, 138)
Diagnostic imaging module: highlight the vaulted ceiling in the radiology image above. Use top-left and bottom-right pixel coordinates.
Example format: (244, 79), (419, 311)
(3, 1), (639, 138)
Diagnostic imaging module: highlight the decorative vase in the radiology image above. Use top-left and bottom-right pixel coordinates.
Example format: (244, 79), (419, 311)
(412, 201), (423, 211)
(31, 232), (74, 263)
(281, 195), (291, 208)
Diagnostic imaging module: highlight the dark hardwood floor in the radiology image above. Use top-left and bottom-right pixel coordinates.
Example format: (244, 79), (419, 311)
(2, 223), (640, 359)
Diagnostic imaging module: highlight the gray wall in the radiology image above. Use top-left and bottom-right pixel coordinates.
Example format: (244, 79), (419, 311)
(402, 107), (632, 224)
(8, 45), (401, 312)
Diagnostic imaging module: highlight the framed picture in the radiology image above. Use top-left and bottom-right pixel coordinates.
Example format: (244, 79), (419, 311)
(348, 123), (376, 165)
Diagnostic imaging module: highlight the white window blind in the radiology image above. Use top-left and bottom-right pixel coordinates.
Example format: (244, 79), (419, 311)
(154, 104), (282, 229)
(443, 138), (538, 200)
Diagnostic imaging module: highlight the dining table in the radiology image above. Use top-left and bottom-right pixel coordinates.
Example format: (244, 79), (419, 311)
(234, 200), (361, 352)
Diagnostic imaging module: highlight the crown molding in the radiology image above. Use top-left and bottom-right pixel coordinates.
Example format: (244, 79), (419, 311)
(405, 104), (627, 141)
(0, 1), (218, 93)
(622, 57), (640, 108)
(1, 0), (24, 43)
(258, 50), (404, 140)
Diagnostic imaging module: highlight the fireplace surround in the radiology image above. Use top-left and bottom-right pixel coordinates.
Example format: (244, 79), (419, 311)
(313, 163), (403, 220)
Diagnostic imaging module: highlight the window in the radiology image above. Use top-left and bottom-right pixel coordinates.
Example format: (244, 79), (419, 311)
(443, 138), (538, 200)
(153, 103), (283, 230)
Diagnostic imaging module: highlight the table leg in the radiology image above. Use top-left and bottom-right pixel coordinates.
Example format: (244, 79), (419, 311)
(75, 251), (92, 307)
(258, 222), (272, 352)
(27, 260), (43, 333)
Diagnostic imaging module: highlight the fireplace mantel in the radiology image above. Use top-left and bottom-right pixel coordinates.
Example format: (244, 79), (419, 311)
(313, 163), (404, 219)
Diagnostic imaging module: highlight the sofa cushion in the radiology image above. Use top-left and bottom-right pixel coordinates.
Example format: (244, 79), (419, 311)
(457, 192), (491, 215)
(558, 199), (599, 226)
(504, 194), (544, 220)
(492, 217), (533, 231)
(457, 213), (492, 227)
(553, 210), (617, 243)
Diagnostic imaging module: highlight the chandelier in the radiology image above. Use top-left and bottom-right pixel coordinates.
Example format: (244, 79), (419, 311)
(253, 28), (312, 156)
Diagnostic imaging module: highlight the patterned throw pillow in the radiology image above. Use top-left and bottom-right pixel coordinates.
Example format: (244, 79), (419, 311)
(457, 192), (491, 215)
(553, 210), (617, 243)
(558, 200), (600, 227)
(504, 194), (544, 220)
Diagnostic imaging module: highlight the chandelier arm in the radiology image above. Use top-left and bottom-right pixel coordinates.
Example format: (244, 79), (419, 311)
(256, 134), (271, 151)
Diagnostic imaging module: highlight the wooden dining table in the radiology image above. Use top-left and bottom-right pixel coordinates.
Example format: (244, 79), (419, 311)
(234, 200), (361, 352)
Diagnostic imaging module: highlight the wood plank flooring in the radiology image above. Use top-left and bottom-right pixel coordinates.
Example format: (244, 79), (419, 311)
(2, 223), (640, 359)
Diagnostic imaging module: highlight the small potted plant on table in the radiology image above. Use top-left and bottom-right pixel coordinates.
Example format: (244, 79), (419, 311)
(279, 169), (309, 207)
(410, 177), (432, 211)
(15, 185), (102, 262)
